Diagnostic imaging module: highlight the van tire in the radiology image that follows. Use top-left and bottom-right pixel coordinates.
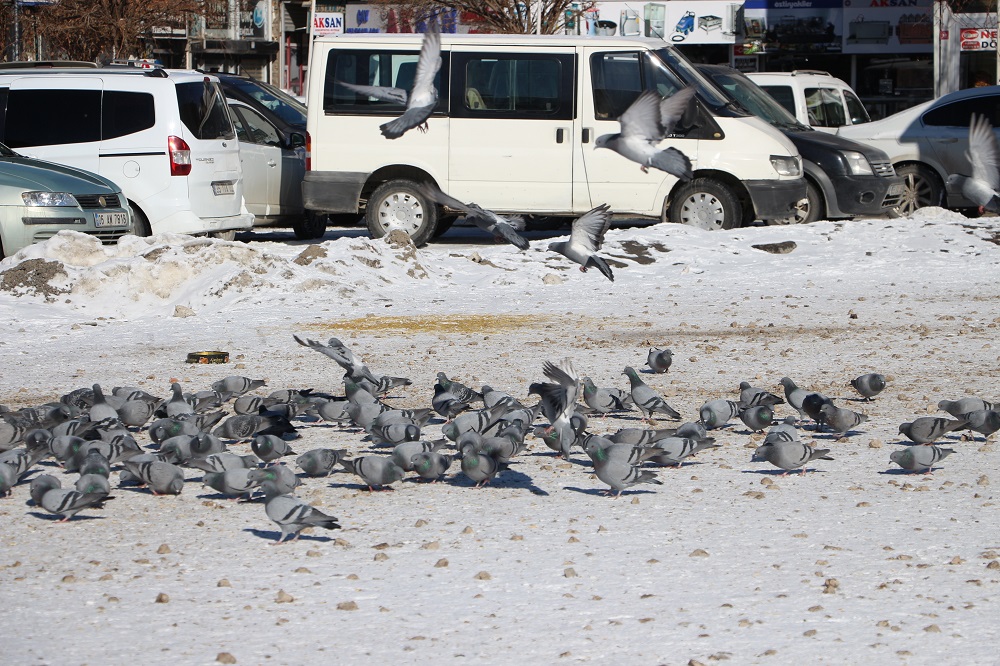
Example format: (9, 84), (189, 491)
(130, 204), (153, 237)
(894, 164), (942, 216)
(294, 211), (328, 240)
(211, 230), (237, 241)
(668, 178), (742, 230)
(365, 179), (438, 247)
(781, 179), (822, 225)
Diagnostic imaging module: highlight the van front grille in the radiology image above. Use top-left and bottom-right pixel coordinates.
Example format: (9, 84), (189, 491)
(75, 194), (122, 209)
(870, 161), (895, 177)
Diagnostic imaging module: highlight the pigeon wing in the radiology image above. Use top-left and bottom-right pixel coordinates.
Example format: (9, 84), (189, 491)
(407, 25), (442, 109)
(336, 80), (408, 105)
(658, 86), (696, 135)
(568, 203), (612, 253)
(618, 91), (665, 141)
(969, 113), (1000, 191)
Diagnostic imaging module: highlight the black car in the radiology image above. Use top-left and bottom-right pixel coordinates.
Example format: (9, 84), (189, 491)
(698, 65), (905, 223)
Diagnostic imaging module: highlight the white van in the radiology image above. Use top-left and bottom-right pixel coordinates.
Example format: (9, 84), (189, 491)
(745, 71), (871, 134)
(0, 68), (253, 239)
(303, 34), (805, 244)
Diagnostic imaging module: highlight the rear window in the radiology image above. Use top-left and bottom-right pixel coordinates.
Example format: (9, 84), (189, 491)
(4, 89), (101, 147)
(176, 80), (235, 140)
(760, 85), (796, 117)
(324, 49), (448, 115)
(102, 91), (155, 139)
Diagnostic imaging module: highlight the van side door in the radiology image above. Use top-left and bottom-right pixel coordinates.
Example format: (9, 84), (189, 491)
(448, 47), (576, 211)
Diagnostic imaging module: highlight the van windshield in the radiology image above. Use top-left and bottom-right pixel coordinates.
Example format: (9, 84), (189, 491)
(652, 47), (731, 109)
(176, 80), (235, 140)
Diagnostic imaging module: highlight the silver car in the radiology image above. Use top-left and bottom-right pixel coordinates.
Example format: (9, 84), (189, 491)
(0, 142), (133, 259)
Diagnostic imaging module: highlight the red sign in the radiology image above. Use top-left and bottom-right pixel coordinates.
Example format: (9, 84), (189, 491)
(960, 28), (997, 51)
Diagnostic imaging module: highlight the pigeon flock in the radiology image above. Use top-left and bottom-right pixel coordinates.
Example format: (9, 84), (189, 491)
(1, 333), (996, 544)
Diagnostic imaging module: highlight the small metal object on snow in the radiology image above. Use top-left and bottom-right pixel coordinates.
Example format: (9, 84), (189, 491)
(186, 351), (229, 364)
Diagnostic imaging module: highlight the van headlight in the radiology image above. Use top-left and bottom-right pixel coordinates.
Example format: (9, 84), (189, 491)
(843, 151), (874, 176)
(770, 155), (801, 177)
(22, 191), (79, 207)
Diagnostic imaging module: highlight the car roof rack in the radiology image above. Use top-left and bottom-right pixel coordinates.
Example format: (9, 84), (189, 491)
(0, 60), (98, 69)
(790, 70), (833, 76)
(0, 66), (170, 77)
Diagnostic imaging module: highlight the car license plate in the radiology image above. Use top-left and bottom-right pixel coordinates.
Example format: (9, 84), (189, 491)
(212, 181), (235, 196)
(888, 183), (904, 195)
(95, 211), (129, 228)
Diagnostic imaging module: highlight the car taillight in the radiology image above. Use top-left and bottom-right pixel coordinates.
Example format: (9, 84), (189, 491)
(305, 131), (311, 171)
(168, 136), (192, 176)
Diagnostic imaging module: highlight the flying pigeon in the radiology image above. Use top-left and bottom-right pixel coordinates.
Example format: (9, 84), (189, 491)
(623, 366), (681, 423)
(946, 114), (999, 213)
(378, 24), (441, 139)
(646, 348), (673, 374)
(547, 204), (615, 281)
(850, 373), (886, 402)
(889, 445), (954, 473)
(595, 87), (695, 180)
(418, 184), (530, 250)
(528, 358), (580, 458)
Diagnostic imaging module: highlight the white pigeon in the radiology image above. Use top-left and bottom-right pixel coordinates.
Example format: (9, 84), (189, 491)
(379, 24), (442, 139)
(595, 86), (695, 180)
(946, 113), (1000, 213)
(547, 203), (615, 281)
(417, 183), (530, 250)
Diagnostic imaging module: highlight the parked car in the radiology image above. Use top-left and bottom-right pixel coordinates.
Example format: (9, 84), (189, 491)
(212, 72), (308, 130)
(746, 70), (871, 133)
(837, 85), (1000, 215)
(0, 141), (133, 259)
(0, 66), (253, 240)
(304, 33), (805, 243)
(699, 65), (903, 223)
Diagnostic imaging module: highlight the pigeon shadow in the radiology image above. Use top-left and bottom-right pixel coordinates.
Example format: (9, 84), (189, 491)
(242, 528), (336, 543)
(740, 467), (829, 476)
(562, 485), (659, 497)
(196, 491), (261, 503)
(28, 511), (106, 521)
(878, 467), (938, 475)
(325, 480), (397, 492)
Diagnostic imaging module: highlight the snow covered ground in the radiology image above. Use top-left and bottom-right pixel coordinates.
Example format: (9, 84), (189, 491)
(1, 208), (999, 665)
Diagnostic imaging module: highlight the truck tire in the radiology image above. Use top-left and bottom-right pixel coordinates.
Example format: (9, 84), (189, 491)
(668, 178), (742, 230)
(894, 164), (942, 216)
(365, 179), (438, 247)
(293, 211), (328, 240)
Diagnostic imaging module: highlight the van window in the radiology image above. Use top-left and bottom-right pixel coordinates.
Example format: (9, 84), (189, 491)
(844, 90), (871, 125)
(4, 89), (101, 148)
(231, 105), (281, 146)
(451, 53), (573, 120)
(176, 81), (235, 140)
(922, 96), (1000, 127)
(324, 49), (448, 115)
(804, 87), (846, 127)
(103, 91), (155, 139)
(759, 85), (796, 117)
(590, 51), (684, 120)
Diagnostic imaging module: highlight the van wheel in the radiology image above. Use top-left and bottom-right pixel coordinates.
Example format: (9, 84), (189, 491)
(894, 164), (942, 216)
(366, 179), (438, 247)
(294, 211), (328, 240)
(211, 230), (237, 241)
(668, 178), (742, 230)
(782, 180), (822, 224)
(130, 203), (152, 237)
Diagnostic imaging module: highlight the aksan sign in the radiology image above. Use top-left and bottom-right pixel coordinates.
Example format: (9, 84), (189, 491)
(960, 27), (997, 51)
(313, 12), (345, 36)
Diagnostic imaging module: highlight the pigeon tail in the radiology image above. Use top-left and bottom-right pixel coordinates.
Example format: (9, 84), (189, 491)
(586, 254), (615, 282)
(649, 148), (693, 181)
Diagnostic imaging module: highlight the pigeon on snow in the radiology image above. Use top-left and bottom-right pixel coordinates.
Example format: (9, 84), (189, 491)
(646, 348), (673, 374)
(850, 373), (886, 402)
(623, 366), (681, 423)
(890, 445), (954, 473)
(946, 114), (999, 213)
(752, 440), (833, 476)
(547, 204), (615, 281)
(898, 416), (966, 444)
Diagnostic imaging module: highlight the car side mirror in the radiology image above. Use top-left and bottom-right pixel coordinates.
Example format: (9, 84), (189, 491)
(288, 132), (306, 149)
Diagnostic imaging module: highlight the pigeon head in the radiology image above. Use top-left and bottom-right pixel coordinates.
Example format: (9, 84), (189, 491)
(594, 133), (616, 149)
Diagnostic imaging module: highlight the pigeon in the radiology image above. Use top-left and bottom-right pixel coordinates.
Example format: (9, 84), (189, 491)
(369, 422), (421, 448)
(214, 413), (296, 441)
(378, 23), (441, 139)
(938, 397), (994, 418)
(594, 87), (695, 179)
(459, 442), (507, 487)
(898, 417), (966, 444)
(738, 405), (774, 433)
(121, 460), (185, 495)
(646, 348), (673, 373)
(583, 436), (659, 467)
(850, 373), (886, 402)
(164, 382), (195, 418)
(251, 435), (297, 463)
(778, 377), (810, 420)
(440, 404), (509, 442)
(752, 441), (833, 475)
(78, 450), (112, 478)
(674, 421), (710, 441)
(40, 488), (112, 522)
(88, 384), (119, 422)
(311, 399), (351, 422)
(202, 468), (259, 500)
(295, 448), (346, 477)
(341, 456), (405, 490)
(410, 451), (453, 482)
(890, 446), (955, 473)
(187, 453), (259, 473)
(956, 409), (1000, 441)
(75, 473), (111, 496)
(391, 440), (445, 471)
(0, 419), (26, 452)
(623, 366), (681, 423)
(581, 376), (632, 414)
(766, 416), (800, 443)
(546, 204), (615, 281)
(211, 376), (266, 396)
(945, 114), (999, 213)
(699, 399), (741, 429)
(532, 412), (587, 455)
(608, 426), (677, 447)
(819, 404), (868, 438)
(432, 384), (471, 421)
(418, 184), (530, 250)
(0, 462), (16, 496)
(262, 489), (341, 544)
(30, 474), (61, 505)
(478, 429), (526, 464)
(117, 399), (158, 428)
(802, 392), (835, 430)
(645, 436), (719, 467)
(528, 359), (580, 458)
(248, 465), (301, 496)
(149, 417), (202, 445)
(593, 458), (663, 497)
(294, 335), (381, 386)
(737, 382), (784, 408)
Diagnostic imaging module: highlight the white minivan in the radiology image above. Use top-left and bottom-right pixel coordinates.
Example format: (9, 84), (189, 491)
(745, 71), (872, 133)
(0, 68), (253, 239)
(303, 33), (806, 244)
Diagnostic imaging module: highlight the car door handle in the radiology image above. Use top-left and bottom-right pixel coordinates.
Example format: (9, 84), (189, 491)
(582, 128), (592, 144)
(267, 160), (277, 167)
(556, 128), (565, 144)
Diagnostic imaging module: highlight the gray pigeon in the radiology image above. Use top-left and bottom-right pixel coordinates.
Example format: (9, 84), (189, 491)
(251, 435), (297, 462)
(583, 436), (659, 467)
(528, 359), (580, 458)
(581, 376), (632, 414)
(646, 348), (673, 374)
(295, 448), (346, 477)
(164, 382), (195, 418)
(699, 399), (741, 429)
(248, 465), (301, 496)
(0, 463), (16, 496)
(40, 488), (112, 521)
(778, 377), (810, 420)
(957, 409), (1000, 440)
(392, 440), (445, 472)
(898, 417), (966, 444)
(149, 417), (202, 445)
(850, 373), (886, 402)
(623, 366), (681, 423)
(187, 452), (258, 473)
(432, 384), (470, 420)
(369, 422), (421, 448)
(890, 446), (955, 473)
(410, 451), (453, 482)
(312, 399), (350, 422)
(435, 373), (484, 405)
(117, 398), (158, 427)
(75, 473), (111, 496)
(122, 460), (185, 495)
(595, 87), (695, 180)
(645, 436), (719, 467)
(938, 397), (994, 418)
(418, 185), (530, 250)
(212, 376), (266, 396)
(608, 427), (677, 447)
(767, 416), (800, 442)
(945, 114), (1000, 213)
(379, 23), (441, 139)
(440, 404), (509, 442)
(342, 456), (405, 490)
(819, 404), (868, 438)
(79, 450), (112, 478)
(752, 441), (833, 475)
(30, 474), (61, 505)
(738, 405), (774, 433)
(737, 382), (784, 408)
(88, 384), (119, 422)
(202, 468), (258, 500)
(593, 458), (663, 497)
(262, 488), (341, 544)
(459, 442), (507, 487)
(674, 421), (710, 441)
(547, 204), (615, 281)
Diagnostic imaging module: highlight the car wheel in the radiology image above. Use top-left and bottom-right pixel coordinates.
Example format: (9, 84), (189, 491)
(794, 180), (823, 224)
(365, 179), (438, 247)
(293, 211), (327, 240)
(894, 164), (942, 216)
(668, 178), (742, 230)
(210, 230), (237, 241)
(130, 203), (152, 237)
